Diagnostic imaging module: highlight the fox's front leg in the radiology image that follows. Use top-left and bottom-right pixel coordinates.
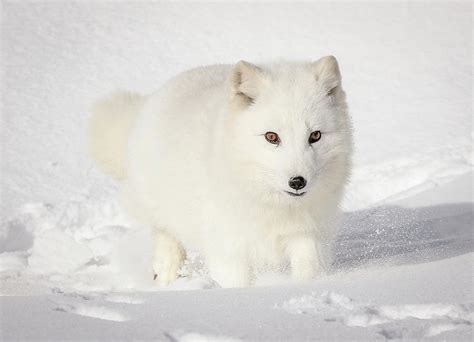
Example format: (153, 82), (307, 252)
(283, 233), (319, 281)
(152, 230), (186, 286)
(205, 241), (252, 288)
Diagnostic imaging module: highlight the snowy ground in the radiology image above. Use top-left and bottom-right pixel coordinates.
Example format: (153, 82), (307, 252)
(1, 2), (472, 341)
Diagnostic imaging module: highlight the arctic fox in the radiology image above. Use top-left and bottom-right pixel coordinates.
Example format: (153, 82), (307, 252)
(88, 56), (352, 288)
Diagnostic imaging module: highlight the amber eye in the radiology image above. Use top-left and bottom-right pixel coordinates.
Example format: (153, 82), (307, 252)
(265, 132), (280, 145)
(308, 130), (321, 144)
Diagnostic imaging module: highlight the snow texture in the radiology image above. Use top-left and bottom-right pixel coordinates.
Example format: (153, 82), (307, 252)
(1, 1), (472, 341)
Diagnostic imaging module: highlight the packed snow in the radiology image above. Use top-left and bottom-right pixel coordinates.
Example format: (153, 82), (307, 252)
(1, 2), (472, 341)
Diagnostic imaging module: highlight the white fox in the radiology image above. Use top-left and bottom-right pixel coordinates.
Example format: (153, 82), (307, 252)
(88, 56), (352, 287)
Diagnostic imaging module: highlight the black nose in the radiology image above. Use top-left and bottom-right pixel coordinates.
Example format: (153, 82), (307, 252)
(288, 176), (306, 190)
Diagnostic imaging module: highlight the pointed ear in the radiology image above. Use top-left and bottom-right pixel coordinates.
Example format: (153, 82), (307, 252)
(312, 55), (341, 96)
(230, 60), (265, 106)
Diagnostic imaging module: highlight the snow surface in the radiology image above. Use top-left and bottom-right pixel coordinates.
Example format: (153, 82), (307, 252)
(1, 1), (472, 341)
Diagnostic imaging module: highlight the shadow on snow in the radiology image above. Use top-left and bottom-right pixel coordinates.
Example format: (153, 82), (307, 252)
(334, 202), (473, 271)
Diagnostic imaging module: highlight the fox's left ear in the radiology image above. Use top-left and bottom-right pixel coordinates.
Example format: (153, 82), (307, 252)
(230, 60), (266, 107)
(312, 56), (341, 96)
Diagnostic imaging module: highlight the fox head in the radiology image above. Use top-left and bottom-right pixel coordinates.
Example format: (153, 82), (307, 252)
(225, 56), (352, 206)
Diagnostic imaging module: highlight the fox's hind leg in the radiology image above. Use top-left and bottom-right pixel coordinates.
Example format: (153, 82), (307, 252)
(152, 230), (186, 286)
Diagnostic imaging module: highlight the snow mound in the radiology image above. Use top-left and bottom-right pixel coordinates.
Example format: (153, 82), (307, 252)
(0, 198), (217, 292)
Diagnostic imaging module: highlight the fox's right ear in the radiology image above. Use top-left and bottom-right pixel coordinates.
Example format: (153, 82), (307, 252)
(230, 61), (265, 107)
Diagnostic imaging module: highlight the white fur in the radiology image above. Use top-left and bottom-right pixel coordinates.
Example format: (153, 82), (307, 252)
(88, 57), (352, 288)
(88, 91), (145, 180)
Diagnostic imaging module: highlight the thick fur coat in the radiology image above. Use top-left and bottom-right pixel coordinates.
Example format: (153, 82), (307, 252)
(88, 56), (352, 287)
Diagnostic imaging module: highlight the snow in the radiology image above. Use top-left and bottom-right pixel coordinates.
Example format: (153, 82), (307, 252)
(1, 1), (472, 341)
(277, 289), (473, 336)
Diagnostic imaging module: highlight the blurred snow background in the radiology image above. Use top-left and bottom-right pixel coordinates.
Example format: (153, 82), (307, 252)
(1, 1), (472, 340)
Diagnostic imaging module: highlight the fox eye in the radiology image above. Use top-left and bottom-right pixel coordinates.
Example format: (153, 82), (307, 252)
(308, 130), (321, 144)
(265, 132), (280, 145)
